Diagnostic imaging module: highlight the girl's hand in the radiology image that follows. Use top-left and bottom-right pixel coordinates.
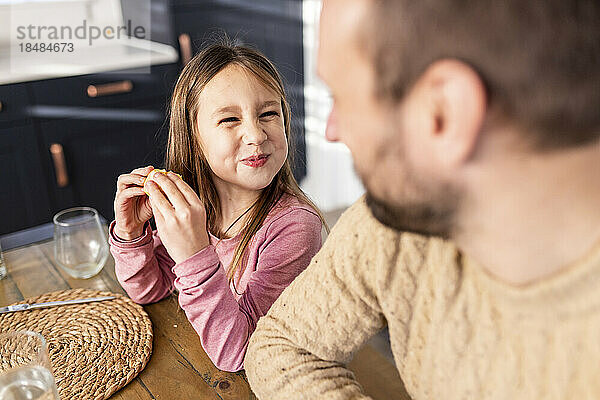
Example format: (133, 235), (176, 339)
(113, 166), (155, 240)
(146, 171), (210, 264)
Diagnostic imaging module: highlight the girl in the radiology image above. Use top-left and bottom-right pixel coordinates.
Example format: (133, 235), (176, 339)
(109, 42), (327, 372)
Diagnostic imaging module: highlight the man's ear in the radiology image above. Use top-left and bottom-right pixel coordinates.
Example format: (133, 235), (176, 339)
(422, 59), (487, 168)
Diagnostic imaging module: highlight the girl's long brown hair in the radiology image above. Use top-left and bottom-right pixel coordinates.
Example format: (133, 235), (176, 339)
(166, 40), (329, 289)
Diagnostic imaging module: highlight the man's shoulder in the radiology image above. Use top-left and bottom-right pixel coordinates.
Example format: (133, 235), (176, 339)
(327, 195), (458, 282)
(327, 196), (462, 319)
(334, 194), (372, 226)
(332, 195), (388, 235)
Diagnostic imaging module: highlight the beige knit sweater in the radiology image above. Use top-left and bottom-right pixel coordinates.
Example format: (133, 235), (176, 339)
(245, 196), (600, 399)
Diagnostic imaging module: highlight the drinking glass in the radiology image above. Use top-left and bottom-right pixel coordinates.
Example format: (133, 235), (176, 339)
(0, 331), (59, 400)
(0, 242), (6, 280)
(53, 207), (108, 279)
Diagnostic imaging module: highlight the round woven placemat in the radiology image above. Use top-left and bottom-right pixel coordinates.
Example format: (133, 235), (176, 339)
(0, 288), (153, 400)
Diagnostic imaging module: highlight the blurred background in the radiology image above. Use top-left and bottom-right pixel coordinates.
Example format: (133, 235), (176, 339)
(0, 0), (364, 237)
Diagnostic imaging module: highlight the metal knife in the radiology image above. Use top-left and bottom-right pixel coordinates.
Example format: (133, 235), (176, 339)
(0, 296), (116, 314)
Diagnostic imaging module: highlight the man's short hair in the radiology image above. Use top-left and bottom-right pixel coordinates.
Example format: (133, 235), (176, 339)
(362, 0), (600, 149)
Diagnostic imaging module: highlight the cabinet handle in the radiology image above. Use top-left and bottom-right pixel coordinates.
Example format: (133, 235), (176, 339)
(178, 33), (193, 66)
(0, 101), (3, 112)
(50, 143), (69, 188)
(87, 80), (133, 98)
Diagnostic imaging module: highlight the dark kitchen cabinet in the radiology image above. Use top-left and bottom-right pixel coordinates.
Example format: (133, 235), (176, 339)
(0, 84), (30, 125)
(0, 65), (177, 236)
(38, 111), (168, 223)
(0, 124), (53, 234)
(26, 64), (178, 229)
(28, 64), (178, 110)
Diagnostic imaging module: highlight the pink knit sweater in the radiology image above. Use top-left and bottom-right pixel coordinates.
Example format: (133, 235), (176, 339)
(109, 193), (323, 372)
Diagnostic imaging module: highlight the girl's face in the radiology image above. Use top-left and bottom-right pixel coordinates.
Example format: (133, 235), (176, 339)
(196, 64), (288, 194)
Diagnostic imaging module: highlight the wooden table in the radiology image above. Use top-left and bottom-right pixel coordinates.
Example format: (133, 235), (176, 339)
(0, 237), (257, 400)
(0, 234), (410, 400)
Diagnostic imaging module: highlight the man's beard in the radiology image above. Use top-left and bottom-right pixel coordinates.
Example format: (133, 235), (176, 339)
(364, 186), (459, 240)
(352, 129), (461, 239)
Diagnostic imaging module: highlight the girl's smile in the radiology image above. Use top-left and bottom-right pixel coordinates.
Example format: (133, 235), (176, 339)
(240, 153), (270, 168)
(195, 63), (288, 194)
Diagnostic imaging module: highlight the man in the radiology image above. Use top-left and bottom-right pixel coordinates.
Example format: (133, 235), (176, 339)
(245, 0), (600, 398)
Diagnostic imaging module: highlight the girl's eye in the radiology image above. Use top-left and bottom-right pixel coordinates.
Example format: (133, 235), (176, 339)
(260, 111), (279, 118)
(219, 117), (239, 125)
